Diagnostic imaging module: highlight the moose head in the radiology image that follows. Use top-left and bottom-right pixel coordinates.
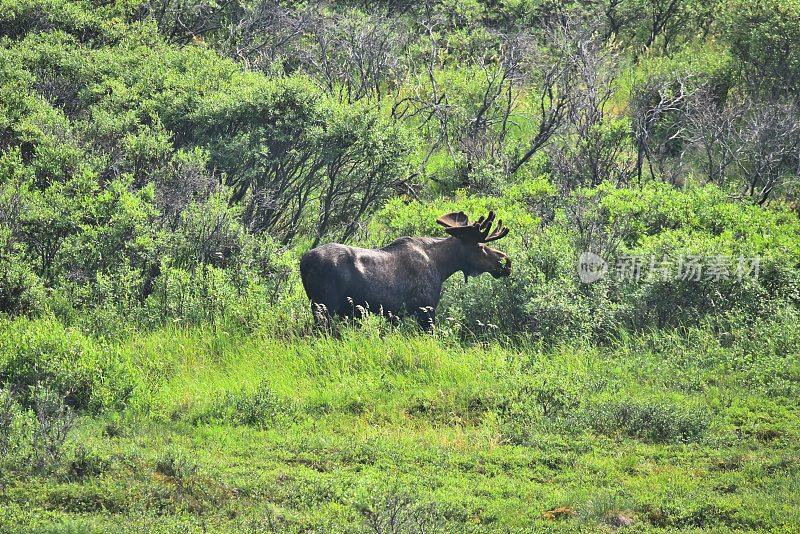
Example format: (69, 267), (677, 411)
(436, 210), (512, 280)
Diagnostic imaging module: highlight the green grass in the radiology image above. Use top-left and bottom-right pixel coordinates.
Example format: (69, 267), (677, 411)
(1, 318), (799, 532)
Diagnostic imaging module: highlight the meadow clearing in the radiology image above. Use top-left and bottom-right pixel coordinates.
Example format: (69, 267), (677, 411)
(2, 0), (800, 531)
(1, 312), (798, 532)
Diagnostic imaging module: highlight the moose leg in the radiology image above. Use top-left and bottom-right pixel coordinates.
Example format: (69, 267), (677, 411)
(311, 302), (332, 331)
(414, 306), (436, 332)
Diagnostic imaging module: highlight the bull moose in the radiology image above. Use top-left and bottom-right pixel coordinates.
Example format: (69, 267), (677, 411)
(299, 211), (511, 329)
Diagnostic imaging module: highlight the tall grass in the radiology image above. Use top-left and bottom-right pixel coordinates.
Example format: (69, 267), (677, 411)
(1, 310), (799, 531)
(2, 308), (798, 436)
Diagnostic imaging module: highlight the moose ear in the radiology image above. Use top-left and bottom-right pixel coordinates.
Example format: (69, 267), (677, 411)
(436, 211), (469, 228)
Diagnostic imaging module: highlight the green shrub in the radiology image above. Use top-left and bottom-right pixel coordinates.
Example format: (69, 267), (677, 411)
(155, 446), (199, 481)
(0, 154), (46, 316)
(0, 318), (139, 411)
(0, 384), (78, 475)
(722, 0), (800, 96)
(199, 381), (298, 429)
(31, 383), (76, 473)
(355, 483), (445, 534)
(0, 386), (33, 469)
(67, 443), (109, 480)
(575, 182), (800, 331)
(498, 368), (584, 445)
(0, 0), (109, 42)
(0, 242), (45, 316)
(585, 398), (709, 444)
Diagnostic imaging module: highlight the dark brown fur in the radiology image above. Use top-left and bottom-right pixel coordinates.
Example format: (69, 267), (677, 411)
(299, 212), (511, 329)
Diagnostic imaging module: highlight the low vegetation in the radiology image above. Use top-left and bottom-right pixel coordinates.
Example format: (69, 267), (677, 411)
(0, 314), (798, 531)
(1, 0), (799, 531)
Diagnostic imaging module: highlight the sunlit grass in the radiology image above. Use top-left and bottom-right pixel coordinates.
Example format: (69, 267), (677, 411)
(1, 316), (799, 531)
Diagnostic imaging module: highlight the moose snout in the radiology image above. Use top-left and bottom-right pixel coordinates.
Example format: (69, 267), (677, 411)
(502, 257), (511, 275)
(494, 257), (512, 278)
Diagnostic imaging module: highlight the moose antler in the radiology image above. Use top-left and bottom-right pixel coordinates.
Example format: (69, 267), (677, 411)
(436, 211), (509, 243)
(436, 211), (469, 228)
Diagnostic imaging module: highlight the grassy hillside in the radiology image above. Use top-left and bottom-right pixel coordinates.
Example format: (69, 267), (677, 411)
(2, 0), (800, 531)
(1, 315), (799, 532)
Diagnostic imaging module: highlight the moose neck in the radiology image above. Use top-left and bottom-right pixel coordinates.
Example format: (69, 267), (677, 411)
(424, 237), (467, 282)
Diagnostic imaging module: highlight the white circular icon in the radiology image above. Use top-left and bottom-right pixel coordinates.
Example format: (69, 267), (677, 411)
(578, 252), (608, 284)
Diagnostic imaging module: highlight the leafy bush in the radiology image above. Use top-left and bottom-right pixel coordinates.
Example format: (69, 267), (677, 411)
(0, 0), (110, 42)
(67, 443), (110, 480)
(585, 398), (709, 444)
(31, 383), (76, 472)
(0, 235), (45, 316)
(199, 381), (298, 429)
(155, 447), (199, 481)
(0, 384), (78, 474)
(499, 374), (582, 445)
(355, 483), (445, 534)
(0, 386), (32, 467)
(722, 0), (800, 96)
(596, 183), (800, 329)
(0, 318), (139, 411)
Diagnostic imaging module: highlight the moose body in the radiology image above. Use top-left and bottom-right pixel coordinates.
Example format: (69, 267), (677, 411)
(300, 211), (511, 329)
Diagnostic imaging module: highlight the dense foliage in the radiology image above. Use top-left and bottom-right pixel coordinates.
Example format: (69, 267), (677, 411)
(0, 0), (799, 531)
(1, 0), (799, 341)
